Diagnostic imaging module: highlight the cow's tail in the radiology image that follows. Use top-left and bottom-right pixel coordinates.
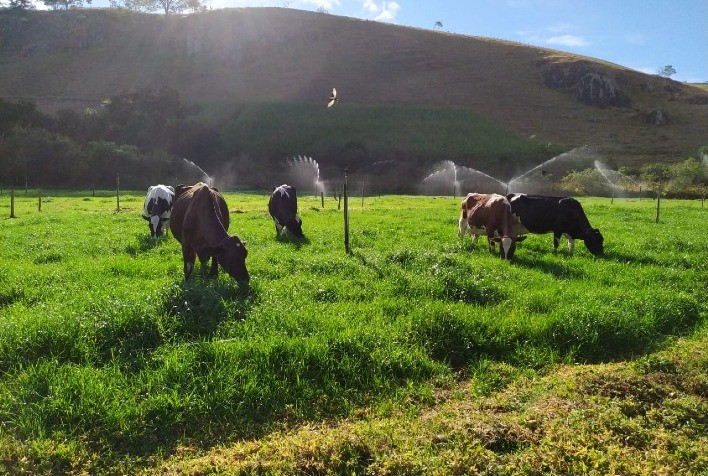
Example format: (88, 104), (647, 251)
(460, 199), (468, 219)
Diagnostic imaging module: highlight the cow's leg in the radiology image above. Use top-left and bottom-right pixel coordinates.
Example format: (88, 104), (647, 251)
(197, 252), (218, 278)
(487, 235), (496, 254)
(273, 218), (283, 235)
(182, 246), (196, 280)
(553, 233), (562, 251)
(563, 233), (575, 254)
(209, 256), (219, 278)
(458, 215), (468, 238)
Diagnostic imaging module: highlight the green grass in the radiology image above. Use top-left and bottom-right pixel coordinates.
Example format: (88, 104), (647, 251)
(0, 191), (706, 474)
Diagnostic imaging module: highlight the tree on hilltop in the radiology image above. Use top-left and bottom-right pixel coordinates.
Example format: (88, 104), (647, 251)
(656, 65), (676, 78)
(108, 0), (206, 14)
(42, 0), (92, 9)
(5, 0), (35, 9)
(108, 0), (156, 11)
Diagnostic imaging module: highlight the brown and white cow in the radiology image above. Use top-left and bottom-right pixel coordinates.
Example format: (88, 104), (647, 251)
(170, 182), (249, 282)
(458, 193), (518, 260)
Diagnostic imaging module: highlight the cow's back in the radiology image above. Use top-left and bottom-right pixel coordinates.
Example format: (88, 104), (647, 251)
(464, 193), (514, 236)
(170, 183), (229, 248)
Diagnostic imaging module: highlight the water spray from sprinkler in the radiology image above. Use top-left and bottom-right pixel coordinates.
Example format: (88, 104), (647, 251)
(182, 158), (214, 187)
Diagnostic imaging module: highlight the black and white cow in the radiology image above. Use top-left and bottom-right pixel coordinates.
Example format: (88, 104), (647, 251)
(142, 184), (175, 239)
(268, 184), (303, 238)
(506, 193), (604, 256)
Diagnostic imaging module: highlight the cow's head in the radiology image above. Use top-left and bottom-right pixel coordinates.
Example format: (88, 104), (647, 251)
(214, 236), (250, 283)
(287, 216), (304, 238)
(583, 228), (604, 256)
(147, 215), (169, 239)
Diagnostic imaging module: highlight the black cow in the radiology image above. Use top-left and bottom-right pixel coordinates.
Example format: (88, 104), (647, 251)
(506, 193), (604, 256)
(268, 184), (303, 238)
(142, 184), (175, 239)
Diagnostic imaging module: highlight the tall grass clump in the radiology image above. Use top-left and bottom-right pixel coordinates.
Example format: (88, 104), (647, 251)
(0, 192), (705, 472)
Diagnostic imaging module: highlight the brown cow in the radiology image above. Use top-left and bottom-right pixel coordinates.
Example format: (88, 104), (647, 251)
(459, 193), (517, 260)
(170, 182), (249, 282)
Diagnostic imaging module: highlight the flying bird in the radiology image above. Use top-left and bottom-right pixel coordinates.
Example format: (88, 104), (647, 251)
(327, 88), (338, 108)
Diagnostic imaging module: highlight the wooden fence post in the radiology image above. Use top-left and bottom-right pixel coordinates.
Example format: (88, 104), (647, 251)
(116, 173), (121, 212)
(321, 191), (324, 208)
(38, 190), (42, 212)
(10, 188), (16, 218)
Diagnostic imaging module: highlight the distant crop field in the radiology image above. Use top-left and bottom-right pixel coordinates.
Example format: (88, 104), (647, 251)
(0, 191), (706, 473)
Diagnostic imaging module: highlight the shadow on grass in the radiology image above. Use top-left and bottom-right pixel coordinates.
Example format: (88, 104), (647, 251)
(511, 254), (586, 279)
(275, 232), (310, 248)
(125, 233), (173, 255)
(163, 277), (257, 340)
(601, 250), (665, 267)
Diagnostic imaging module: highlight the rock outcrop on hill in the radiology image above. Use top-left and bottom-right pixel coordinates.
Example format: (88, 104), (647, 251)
(544, 61), (631, 108)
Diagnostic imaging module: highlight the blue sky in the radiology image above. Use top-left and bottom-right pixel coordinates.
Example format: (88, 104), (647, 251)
(42, 0), (708, 82)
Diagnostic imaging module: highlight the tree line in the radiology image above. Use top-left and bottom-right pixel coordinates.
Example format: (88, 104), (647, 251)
(0, 0), (207, 15)
(1, 90), (706, 196)
(0, 89), (225, 191)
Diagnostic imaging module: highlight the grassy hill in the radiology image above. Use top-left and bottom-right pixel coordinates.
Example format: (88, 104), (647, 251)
(1, 7), (707, 178)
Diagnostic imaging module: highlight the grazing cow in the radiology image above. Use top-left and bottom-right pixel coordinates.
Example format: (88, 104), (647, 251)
(268, 184), (303, 238)
(142, 184), (175, 239)
(169, 182), (249, 282)
(459, 193), (517, 260)
(506, 193), (604, 256)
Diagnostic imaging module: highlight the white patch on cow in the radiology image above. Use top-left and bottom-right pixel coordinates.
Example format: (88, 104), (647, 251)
(563, 233), (575, 254)
(501, 237), (512, 259)
(276, 185), (290, 198)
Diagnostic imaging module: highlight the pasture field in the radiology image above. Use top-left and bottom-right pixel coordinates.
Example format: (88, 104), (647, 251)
(0, 191), (706, 474)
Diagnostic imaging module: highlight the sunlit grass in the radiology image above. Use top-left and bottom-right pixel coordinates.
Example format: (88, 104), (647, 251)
(0, 191), (705, 473)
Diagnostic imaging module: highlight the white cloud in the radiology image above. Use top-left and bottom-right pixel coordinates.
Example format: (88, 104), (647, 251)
(361, 0), (399, 22)
(298, 0), (342, 11)
(624, 33), (647, 46)
(546, 34), (590, 47)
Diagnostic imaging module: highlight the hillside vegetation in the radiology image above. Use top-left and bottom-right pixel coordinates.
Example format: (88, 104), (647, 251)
(1, 8), (707, 180)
